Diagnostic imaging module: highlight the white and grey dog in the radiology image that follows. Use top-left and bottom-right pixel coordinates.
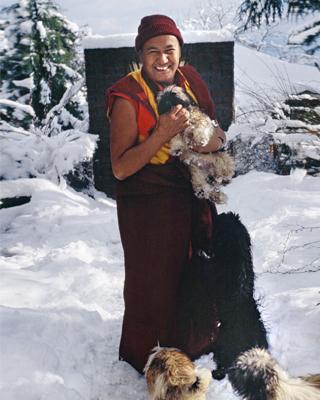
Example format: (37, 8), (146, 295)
(229, 347), (320, 400)
(144, 347), (212, 400)
(157, 85), (234, 204)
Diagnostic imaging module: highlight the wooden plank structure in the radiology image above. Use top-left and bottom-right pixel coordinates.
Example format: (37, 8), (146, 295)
(84, 41), (234, 198)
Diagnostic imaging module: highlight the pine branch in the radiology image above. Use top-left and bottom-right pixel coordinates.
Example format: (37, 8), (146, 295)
(239, 0), (283, 29)
(0, 99), (35, 116)
(0, 121), (31, 136)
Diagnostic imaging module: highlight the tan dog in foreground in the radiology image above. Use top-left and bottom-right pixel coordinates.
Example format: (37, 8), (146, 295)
(144, 347), (212, 400)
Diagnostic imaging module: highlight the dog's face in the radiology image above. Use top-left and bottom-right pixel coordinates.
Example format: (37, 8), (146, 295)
(145, 347), (195, 389)
(229, 348), (279, 400)
(157, 85), (194, 115)
(144, 347), (211, 399)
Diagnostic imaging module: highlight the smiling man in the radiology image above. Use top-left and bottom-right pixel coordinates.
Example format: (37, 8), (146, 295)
(106, 14), (225, 374)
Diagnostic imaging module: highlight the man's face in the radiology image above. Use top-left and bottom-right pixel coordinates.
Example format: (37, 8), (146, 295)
(139, 35), (181, 85)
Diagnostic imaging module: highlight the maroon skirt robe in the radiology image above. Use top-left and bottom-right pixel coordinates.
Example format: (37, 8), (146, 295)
(116, 161), (219, 373)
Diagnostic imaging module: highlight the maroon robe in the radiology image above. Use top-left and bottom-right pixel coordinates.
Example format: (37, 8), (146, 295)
(107, 66), (220, 373)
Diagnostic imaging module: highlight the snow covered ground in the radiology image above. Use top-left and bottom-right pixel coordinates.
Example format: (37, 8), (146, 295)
(0, 170), (319, 400)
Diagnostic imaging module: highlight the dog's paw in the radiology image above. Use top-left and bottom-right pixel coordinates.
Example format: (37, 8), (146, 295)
(170, 148), (183, 157)
(206, 174), (217, 185)
(211, 193), (228, 205)
(194, 188), (206, 199)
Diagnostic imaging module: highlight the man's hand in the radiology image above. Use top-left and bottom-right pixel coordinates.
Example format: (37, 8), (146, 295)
(192, 125), (226, 153)
(155, 105), (190, 141)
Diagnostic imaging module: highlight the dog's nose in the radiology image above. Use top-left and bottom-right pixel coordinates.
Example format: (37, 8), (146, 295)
(212, 367), (226, 380)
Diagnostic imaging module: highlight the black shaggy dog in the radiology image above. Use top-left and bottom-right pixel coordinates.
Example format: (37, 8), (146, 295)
(178, 212), (269, 380)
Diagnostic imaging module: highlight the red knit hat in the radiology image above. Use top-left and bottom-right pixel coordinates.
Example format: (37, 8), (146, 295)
(135, 15), (184, 51)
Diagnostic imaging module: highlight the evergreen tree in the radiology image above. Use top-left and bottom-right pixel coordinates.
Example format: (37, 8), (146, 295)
(29, 0), (84, 129)
(0, 2), (34, 128)
(0, 0), (85, 132)
(238, 0), (320, 60)
(239, 0), (320, 29)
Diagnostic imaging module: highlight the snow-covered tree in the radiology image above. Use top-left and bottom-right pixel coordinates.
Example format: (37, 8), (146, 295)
(239, 0), (320, 28)
(237, 1), (320, 70)
(0, 0), (86, 133)
(180, 0), (238, 31)
(0, 2), (34, 128)
(29, 0), (84, 129)
(288, 17), (320, 56)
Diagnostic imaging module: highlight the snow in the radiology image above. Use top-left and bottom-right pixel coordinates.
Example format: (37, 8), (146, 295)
(0, 129), (97, 182)
(288, 23), (320, 45)
(36, 21), (47, 40)
(19, 37), (31, 46)
(0, 99), (35, 116)
(234, 43), (320, 113)
(83, 28), (234, 49)
(0, 171), (319, 400)
(57, 64), (81, 79)
(19, 20), (33, 35)
(40, 79), (51, 105)
(0, 27), (6, 51)
(12, 77), (34, 90)
(83, 33), (135, 49)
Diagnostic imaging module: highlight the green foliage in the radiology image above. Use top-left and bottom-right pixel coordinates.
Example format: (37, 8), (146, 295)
(0, 0), (84, 130)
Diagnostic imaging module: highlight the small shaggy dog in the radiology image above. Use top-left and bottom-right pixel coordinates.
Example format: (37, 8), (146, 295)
(144, 347), (212, 400)
(229, 347), (320, 400)
(178, 212), (268, 379)
(157, 85), (235, 204)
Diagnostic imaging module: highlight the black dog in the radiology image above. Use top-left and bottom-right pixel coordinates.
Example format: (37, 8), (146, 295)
(178, 212), (268, 380)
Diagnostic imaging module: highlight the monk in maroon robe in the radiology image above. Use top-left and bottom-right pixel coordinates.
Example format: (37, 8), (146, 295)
(106, 15), (226, 374)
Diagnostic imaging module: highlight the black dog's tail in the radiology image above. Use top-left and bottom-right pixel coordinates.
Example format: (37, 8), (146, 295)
(228, 347), (320, 400)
